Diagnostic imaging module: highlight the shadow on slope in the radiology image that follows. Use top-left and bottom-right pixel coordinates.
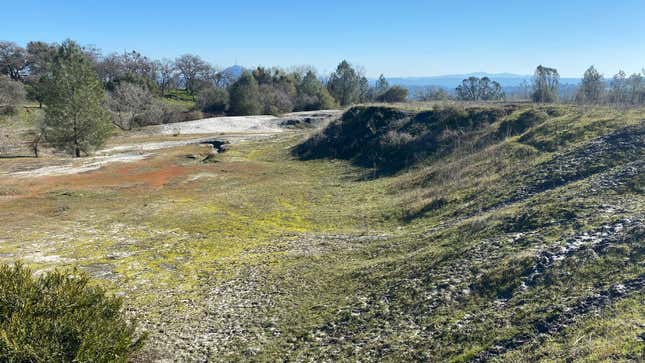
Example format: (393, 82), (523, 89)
(293, 105), (540, 175)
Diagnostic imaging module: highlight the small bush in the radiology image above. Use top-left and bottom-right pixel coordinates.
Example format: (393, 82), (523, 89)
(161, 109), (203, 124)
(0, 262), (144, 362)
(0, 75), (25, 114)
(134, 99), (166, 126)
(197, 87), (229, 114)
(377, 86), (408, 103)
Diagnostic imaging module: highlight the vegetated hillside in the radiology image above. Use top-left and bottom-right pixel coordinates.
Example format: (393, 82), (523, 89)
(295, 105), (520, 173)
(286, 104), (644, 361)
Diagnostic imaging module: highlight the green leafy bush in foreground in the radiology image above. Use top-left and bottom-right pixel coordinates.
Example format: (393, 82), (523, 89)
(0, 262), (144, 362)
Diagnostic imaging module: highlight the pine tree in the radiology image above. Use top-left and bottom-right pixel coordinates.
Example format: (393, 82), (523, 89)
(374, 74), (389, 98)
(327, 60), (365, 106)
(42, 40), (111, 157)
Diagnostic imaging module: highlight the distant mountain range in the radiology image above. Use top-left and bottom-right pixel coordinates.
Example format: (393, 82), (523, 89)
(219, 67), (581, 95)
(385, 73), (581, 89)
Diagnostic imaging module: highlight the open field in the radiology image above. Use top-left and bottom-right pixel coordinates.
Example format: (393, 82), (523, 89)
(0, 104), (643, 361)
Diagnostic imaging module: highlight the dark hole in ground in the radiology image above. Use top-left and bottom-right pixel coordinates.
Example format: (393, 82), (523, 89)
(200, 139), (229, 153)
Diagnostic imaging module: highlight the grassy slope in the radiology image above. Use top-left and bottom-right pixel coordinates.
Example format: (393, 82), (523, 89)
(0, 103), (642, 361)
(250, 104), (644, 361)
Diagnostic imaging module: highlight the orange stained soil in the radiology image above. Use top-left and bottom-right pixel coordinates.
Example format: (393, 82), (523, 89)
(0, 158), (201, 202)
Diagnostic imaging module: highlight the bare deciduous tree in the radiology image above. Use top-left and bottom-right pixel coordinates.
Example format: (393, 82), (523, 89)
(174, 54), (211, 97)
(108, 82), (153, 130)
(0, 41), (28, 81)
(154, 59), (177, 96)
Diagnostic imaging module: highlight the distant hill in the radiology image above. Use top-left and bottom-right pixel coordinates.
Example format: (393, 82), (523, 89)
(219, 65), (246, 80)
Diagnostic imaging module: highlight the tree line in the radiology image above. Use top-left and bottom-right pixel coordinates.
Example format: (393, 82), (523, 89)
(1, 38), (643, 157)
(0, 39), (411, 156)
(0, 40), (408, 118)
(416, 65), (645, 105)
(526, 64), (645, 105)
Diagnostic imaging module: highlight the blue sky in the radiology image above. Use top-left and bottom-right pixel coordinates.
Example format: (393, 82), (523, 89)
(3, 0), (644, 77)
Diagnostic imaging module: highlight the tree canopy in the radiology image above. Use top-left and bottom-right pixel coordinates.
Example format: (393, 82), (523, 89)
(455, 76), (504, 101)
(327, 60), (368, 106)
(576, 66), (603, 104)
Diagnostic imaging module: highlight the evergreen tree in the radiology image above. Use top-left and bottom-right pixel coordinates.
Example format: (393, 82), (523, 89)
(295, 70), (322, 111)
(42, 40), (112, 157)
(228, 71), (261, 115)
(626, 72), (644, 105)
(359, 76), (370, 103)
(375, 74), (389, 94)
(609, 70), (628, 105)
(296, 71), (337, 110)
(576, 65), (604, 104)
(327, 60), (365, 106)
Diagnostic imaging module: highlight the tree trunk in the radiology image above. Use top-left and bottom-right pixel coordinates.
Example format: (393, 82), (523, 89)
(75, 147), (80, 157)
(32, 135), (40, 158)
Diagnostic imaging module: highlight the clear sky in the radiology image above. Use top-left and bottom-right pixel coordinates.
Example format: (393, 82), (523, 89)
(2, 0), (644, 77)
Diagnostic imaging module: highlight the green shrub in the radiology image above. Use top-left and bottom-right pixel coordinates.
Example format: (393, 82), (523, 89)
(0, 262), (144, 362)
